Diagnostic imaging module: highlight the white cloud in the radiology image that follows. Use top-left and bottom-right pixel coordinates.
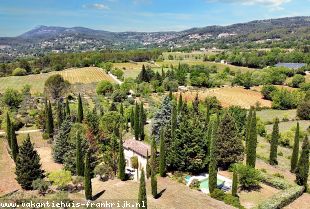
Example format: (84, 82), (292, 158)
(209, 0), (291, 10)
(83, 3), (110, 10)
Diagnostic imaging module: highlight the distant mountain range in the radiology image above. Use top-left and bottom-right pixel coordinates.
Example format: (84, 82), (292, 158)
(1, 16), (310, 58)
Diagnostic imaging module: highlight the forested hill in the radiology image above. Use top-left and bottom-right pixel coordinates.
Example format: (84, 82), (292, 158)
(1, 16), (310, 58)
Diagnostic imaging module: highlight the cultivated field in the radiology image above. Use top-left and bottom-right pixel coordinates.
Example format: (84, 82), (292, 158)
(0, 67), (114, 94)
(176, 87), (272, 109)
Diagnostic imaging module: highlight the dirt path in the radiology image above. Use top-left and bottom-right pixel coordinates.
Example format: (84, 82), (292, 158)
(87, 177), (234, 209)
(36, 146), (63, 173)
(0, 129), (42, 136)
(0, 139), (21, 196)
(283, 193), (310, 209)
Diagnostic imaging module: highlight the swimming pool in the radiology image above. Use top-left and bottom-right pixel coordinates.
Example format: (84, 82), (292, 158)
(199, 178), (225, 190)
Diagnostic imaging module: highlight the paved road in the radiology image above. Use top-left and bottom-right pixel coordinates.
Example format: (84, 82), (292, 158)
(0, 129), (42, 135)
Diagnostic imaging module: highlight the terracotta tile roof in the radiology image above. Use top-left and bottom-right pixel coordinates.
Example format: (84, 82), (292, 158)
(123, 139), (151, 158)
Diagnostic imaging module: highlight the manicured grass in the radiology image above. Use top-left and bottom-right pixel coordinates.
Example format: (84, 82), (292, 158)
(0, 67), (114, 94)
(257, 109), (297, 123)
(265, 120), (310, 133)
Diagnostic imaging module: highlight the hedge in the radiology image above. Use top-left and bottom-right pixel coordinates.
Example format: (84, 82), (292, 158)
(255, 185), (305, 209)
(260, 173), (293, 190)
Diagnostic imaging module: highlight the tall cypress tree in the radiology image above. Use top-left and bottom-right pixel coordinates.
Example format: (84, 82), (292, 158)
(10, 126), (19, 162)
(120, 103), (124, 116)
(246, 109), (257, 168)
(77, 93), (84, 123)
(76, 131), (84, 176)
(130, 107), (135, 131)
(139, 103), (145, 141)
(146, 151), (151, 179)
(295, 135), (309, 188)
(209, 120), (218, 194)
(57, 100), (64, 129)
(65, 97), (70, 116)
(291, 122), (300, 173)
(269, 118), (279, 165)
(134, 102), (140, 140)
(84, 150), (92, 200)
(46, 101), (54, 138)
(232, 169), (238, 197)
(177, 93), (183, 113)
(6, 112), (12, 148)
(150, 137), (157, 172)
(159, 128), (166, 177)
(151, 165), (157, 199)
(118, 133), (126, 181)
(138, 169), (147, 209)
(15, 134), (44, 190)
(245, 107), (253, 150)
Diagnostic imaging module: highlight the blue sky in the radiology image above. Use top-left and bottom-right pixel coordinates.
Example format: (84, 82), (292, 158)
(0, 0), (309, 36)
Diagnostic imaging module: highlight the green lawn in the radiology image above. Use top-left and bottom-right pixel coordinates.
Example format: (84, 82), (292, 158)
(257, 109), (297, 123)
(265, 120), (310, 133)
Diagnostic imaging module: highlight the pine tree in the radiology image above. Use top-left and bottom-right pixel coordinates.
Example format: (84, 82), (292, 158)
(118, 133), (126, 181)
(246, 109), (257, 168)
(138, 169), (147, 209)
(134, 102), (140, 140)
(53, 120), (71, 163)
(10, 126), (19, 162)
(77, 93), (84, 123)
(232, 169), (238, 197)
(151, 165), (157, 199)
(209, 120), (218, 194)
(295, 135), (309, 187)
(139, 103), (145, 141)
(15, 134), (44, 190)
(291, 122), (300, 173)
(46, 101), (54, 138)
(159, 128), (166, 177)
(76, 131), (84, 176)
(6, 112), (12, 148)
(269, 118), (279, 165)
(84, 150), (92, 200)
(215, 112), (244, 169)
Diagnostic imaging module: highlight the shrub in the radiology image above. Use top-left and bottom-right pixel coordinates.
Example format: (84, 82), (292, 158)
(12, 68), (27, 76)
(271, 89), (304, 110)
(2, 88), (22, 109)
(224, 194), (245, 209)
(255, 186), (304, 209)
(210, 188), (226, 200)
(111, 68), (124, 80)
(96, 80), (113, 96)
(94, 164), (113, 181)
(289, 74), (305, 88)
(189, 179), (200, 190)
(235, 164), (261, 190)
(48, 170), (72, 190)
(297, 101), (310, 120)
(211, 189), (244, 209)
(32, 179), (50, 195)
(261, 85), (277, 100)
(260, 173), (292, 190)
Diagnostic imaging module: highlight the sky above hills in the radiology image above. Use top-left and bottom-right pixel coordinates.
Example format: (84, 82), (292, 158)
(0, 0), (309, 36)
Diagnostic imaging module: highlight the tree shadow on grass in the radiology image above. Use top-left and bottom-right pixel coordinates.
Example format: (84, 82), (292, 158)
(92, 190), (106, 200)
